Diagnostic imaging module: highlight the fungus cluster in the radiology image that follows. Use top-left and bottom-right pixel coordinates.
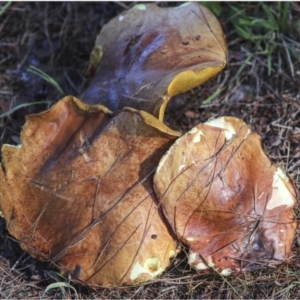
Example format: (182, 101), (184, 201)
(0, 3), (297, 288)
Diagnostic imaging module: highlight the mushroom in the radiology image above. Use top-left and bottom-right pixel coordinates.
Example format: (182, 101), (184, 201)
(80, 2), (227, 121)
(0, 2), (297, 289)
(0, 96), (179, 287)
(154, 116), (297, 274)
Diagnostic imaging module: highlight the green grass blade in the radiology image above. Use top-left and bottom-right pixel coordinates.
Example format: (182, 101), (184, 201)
(0, 1), (12, 16)
(261, 3), (278, 29)
(27, 66), (64, 95)
(203, 87), (226, 105)
(200, 2), (222, 17)
(250, 19), (278, 30)
(278, 1), (290, 33)
(0, 101), (50, 119)
(43, 282), (78, 298)
(234, 25), (251, 40)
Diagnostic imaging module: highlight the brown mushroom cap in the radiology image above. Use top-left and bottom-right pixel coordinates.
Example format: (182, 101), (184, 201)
(80, 2), (227, 121)
(154, 116), (297, 274)
(0, 96), (179, 287)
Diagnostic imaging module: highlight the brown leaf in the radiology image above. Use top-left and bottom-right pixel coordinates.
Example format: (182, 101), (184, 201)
(154, 117), (297, 274)
(80, 3), (227, 121)
(0, 96), (180, 287)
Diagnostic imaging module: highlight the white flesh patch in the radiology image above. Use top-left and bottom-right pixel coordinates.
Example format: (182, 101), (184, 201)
(221, 268), (232, 276)
(156, 149), (171, 173)
(134, 4), (146, 10)
(267, 167), (295, 210)
(169, 250), (176, 258)
(118, 15), (124, 21)
(188, 252), (197, 264)
(274, 166), (289, 181)
(177, 2), (191, 8)
(156, 135), (183, 174)
(208, 261), (215, 268)
(130, 258), (163, 281)
(205, 117), (236, 140)
(189, 127), (197, 134)
(246, 128), (251, 137)
(83, 153), (91, 163)
(178, 164), (186, 173)
(189, 127), (204, 143)
(194, 262), (208, 270)
(174, 138), (181, 145)
(188, 252), (213, 270)
(157, 127), (202, 175)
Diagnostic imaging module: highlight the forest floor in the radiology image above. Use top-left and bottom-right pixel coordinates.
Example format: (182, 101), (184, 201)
(0, 2), (300, 299)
